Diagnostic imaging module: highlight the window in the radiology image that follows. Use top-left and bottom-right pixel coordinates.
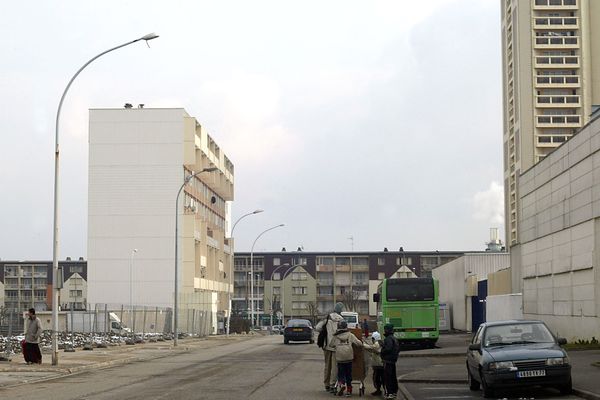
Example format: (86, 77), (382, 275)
(70, 290), (83, 297)
(273, 287), (281, 295)
(292, 301), (308, 310)
(378, 272), (385, 280)
(292, 272), (308, 281)
(292, 286), (307, 295)
(273, 272), (281, 281)
(377, 257), (385, 266)
(273, 257), (280, 266)
(69, 265), (83, 273)
(295, 257), (307, 266)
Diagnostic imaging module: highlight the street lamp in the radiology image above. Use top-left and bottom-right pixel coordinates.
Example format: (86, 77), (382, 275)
(269, 263), (292, 328)
(51, 32), (159, 366)
(250, 224), (284, 327)
(226, 209), (264, 336)
(130, 249), (138, 335)
(174, 167), (218, 347)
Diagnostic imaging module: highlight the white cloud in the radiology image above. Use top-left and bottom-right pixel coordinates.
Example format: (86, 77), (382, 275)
(471, 181), (504, 225)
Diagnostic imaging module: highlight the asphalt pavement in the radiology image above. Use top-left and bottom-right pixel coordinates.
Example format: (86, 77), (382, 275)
(396, 333), (600, 400)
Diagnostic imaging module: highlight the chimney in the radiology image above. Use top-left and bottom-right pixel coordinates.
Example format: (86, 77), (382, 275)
(281, 247), (286, 252)
(124, 103), (133, 109)
(66, 257), (71, 261)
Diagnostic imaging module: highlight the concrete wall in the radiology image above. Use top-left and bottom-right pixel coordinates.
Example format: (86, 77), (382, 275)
(517, 114), (600, 340)
(486, 293), (523, 322)
(488, 268), (512, 296)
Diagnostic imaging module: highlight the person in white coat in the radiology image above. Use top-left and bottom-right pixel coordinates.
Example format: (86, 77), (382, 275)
(315, 302), (344, 393)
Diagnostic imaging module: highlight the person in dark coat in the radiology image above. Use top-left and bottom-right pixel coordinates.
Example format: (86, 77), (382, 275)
(380, 323), (399, 399)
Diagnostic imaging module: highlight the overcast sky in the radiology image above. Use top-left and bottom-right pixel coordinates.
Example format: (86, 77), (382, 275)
(0, 0), (504, 259)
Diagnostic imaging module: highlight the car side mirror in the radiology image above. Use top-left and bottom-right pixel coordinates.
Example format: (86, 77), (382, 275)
(373, 293), (380, 303)
(557, 338), (567, 346)
(468, 343), (481, 351)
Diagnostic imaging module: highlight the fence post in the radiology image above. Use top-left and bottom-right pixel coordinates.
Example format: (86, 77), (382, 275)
(143, 306), (147, 339)
(154, 307), (158, 336)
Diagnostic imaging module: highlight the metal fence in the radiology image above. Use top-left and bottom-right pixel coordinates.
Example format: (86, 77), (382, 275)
(0, 303), (215, 356)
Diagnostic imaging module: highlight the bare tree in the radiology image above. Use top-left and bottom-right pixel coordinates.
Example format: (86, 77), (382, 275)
(306, 301), (319, 325)
(341, 290), (360, 313)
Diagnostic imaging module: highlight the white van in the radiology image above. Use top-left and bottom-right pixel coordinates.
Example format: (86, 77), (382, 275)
(341, 311), (359, 329)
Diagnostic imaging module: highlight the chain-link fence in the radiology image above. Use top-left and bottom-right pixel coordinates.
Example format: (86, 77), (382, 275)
(0, 302), (215, 357)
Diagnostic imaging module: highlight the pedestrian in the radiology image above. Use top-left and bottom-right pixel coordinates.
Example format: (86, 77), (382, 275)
(330, 319), (363, 397)
(363, 331), (384, 396)
(362, 318), (369, 337)
(380, 324), (400, 399)
(315, 302), (345, 393)
(23, 308), (43, 364)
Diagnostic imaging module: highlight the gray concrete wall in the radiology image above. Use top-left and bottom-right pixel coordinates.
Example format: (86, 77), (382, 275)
(517, 114), (600, 340)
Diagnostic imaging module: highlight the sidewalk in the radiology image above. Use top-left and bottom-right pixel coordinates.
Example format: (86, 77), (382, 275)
(396, 333), (600, 400)
(0, 334), (255, 388)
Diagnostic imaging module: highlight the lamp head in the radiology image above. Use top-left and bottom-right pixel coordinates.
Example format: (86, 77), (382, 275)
(253, 209), (264, 214)
(202, 167), (218, 173)
(141, 33), (159, 41)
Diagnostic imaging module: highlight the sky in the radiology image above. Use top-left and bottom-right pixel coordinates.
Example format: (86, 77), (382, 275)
(0, 0), (504, 259)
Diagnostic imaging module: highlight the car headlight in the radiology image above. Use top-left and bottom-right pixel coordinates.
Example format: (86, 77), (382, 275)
(489, 361), (514, 370)
(547, 357), (569, 366)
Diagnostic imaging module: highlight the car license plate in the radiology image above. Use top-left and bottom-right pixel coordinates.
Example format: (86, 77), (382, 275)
(422, 332), (430, 338)
(293, 328), (303, 332)
(517, 370), (546, 378)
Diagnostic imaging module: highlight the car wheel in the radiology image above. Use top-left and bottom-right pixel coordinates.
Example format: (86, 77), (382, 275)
(558, 377), (572, 395)
(480, 371), (494, 398)
(284, 338), (289, 344)
(310, 339), (314, 344)
(467, 366), (480, 391)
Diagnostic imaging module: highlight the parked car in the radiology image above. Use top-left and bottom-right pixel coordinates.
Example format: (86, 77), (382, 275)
(283, 319), (314, 344)
(341, 311), (359, 329)
(466, 320), (571, 398)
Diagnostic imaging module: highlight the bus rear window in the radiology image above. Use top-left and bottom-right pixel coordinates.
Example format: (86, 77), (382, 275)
(386, 278), (434, 301)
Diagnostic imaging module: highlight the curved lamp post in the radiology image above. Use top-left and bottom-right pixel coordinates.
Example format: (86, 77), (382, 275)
(51, 32), (159, 365)
(250, 224), (284, 327)
(174, 167), (218, 346)
(226, 209), (264, 336)
(269, 263), (292, 328)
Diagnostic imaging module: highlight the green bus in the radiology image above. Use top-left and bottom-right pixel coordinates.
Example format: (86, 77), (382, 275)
(374, 277), (439, 347)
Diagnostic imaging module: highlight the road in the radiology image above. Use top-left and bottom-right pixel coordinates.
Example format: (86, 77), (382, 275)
(0, 335), (337, 400)
(403, 382), (583, 400)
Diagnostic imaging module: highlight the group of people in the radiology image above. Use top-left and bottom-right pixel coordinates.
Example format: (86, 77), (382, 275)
(315, 303), (399, 399)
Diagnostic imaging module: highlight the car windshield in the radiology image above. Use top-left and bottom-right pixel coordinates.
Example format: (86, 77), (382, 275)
(483, 323), (555, 346)
(286, 320), (311, 328)
(343, 315), (357, 324)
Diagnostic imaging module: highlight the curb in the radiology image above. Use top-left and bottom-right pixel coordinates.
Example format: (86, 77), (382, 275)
(573, 388), (600, 400)
(399, 352), (464, 358)
(398, 383), (415, 400)
(399, 378), (467, 384)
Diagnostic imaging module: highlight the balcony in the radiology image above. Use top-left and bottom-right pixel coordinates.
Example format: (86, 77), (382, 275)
(535, 56), (579, 68)
(533, 0), (577, 10)
(536, 94), (580, 107)
(536, 75), (580, 88)
(534, 17), (579, 29)
(536, 114), (581, 127)
(535, 36), (579, 49)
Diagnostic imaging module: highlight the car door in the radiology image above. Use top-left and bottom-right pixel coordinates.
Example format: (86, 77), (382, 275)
(467, 325), (484, 377)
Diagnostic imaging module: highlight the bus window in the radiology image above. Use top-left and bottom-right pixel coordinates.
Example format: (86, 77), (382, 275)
(386, 278), (434, 302)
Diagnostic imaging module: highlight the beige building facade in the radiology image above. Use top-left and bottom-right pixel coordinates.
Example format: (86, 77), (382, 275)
(501, 0), (600, 246)
(87, 108), (234, 334)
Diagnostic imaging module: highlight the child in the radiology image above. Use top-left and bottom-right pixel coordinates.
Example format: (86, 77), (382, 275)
(363, 331), (384, 396)
(329, 320), (363, 397)
(380, 324), (400, 399)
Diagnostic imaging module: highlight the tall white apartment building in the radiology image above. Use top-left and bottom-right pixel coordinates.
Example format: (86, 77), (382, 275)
(87, 107), (234, 333)
(501, 0), (600, 246)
